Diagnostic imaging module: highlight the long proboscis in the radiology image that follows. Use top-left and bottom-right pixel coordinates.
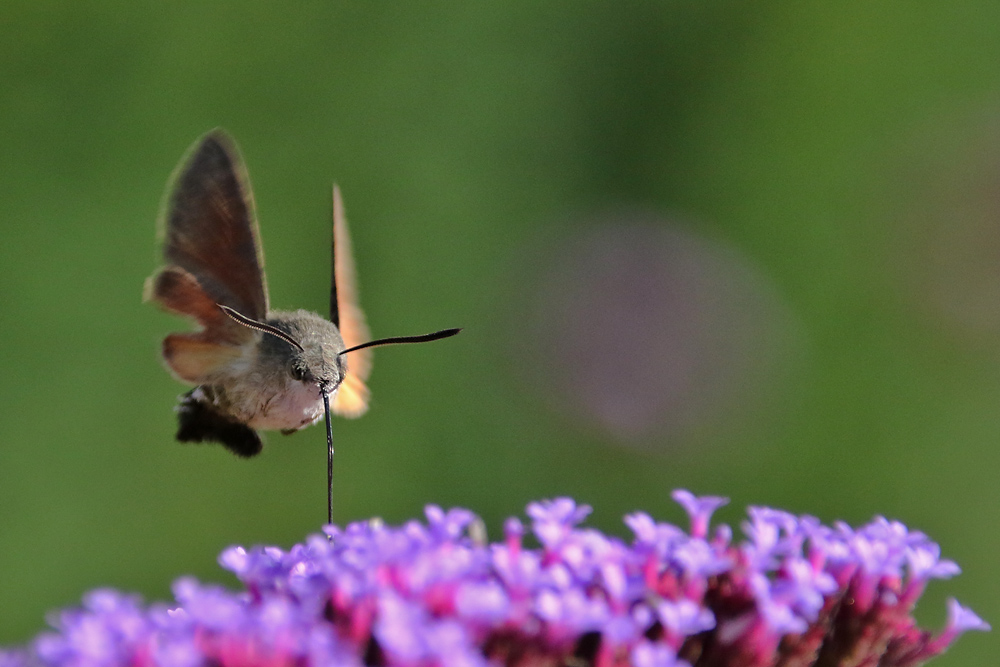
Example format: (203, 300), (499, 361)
(323, 389), (335, 529)
(324, 327), (460, 529)
(339, 328), (462, 356)
(218, 306), (458, 528)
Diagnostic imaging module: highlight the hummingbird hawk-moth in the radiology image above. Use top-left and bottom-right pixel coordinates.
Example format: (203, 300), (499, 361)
(145, 130), (458, 516)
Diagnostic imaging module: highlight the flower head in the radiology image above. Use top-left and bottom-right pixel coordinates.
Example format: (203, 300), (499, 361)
(4, 491), (986, 667)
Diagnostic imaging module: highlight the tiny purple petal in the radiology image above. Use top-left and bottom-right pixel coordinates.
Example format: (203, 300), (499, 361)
(946, 598), (991, 634)
(775, 557), (837, 619)
(631, 640), (687, 667)
(672, 490), (728, 539)
(750, 572), (808, 634)
(599, 561), (628, 601)
(504, 517), (524, 539)
(534, 588), (561, 622)
(374, 593), (427, 661)
(425, 505), (477, 541)
(712, 523), (733, 547)
(758, 598), (808, 635)
(656, 599), (715, 636)
(527, 498), (592, 548)
(218, 545), (249, 574)
(171, 578), (244, 630)
(672, 538), (731, 577)
(924, 598), (993, 656)
(526, 497), (592, 525)
(151, 636), (202, 667)
(456, 581), (510, 623)
(625, 512), (658, 543)
(626, 512), (686, 556)
(424, 620), (487, 667)
(907, 542), (961, 582)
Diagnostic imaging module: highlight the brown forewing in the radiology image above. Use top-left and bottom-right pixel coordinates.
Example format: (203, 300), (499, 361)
(159, 130), (269, 321)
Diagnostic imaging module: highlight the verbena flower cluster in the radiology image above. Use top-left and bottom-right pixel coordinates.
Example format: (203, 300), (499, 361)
(1, 491), (988, 667)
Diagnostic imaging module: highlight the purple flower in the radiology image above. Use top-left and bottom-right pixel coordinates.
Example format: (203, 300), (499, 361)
(526, 497), (592, 548)
(671, 490), (727, 539)
(4, 492), (987, 667)
(632, 640), (687, 667)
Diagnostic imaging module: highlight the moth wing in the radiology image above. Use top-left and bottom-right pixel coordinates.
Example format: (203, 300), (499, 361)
(333, 372), (370, 418)
(162, 332), (244, 384)
(158, 129), (269, 320)
(330, 185), (372, 417)
(144, 266), (250, 382)
(146, 129), (267, 384)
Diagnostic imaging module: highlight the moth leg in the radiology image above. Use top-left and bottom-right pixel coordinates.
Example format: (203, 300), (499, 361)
(175, 388), (263, 457)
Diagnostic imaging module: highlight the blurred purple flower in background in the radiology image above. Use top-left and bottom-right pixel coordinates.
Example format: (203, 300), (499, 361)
(525, 217), (803, 447)
(1, 491), (987, 667)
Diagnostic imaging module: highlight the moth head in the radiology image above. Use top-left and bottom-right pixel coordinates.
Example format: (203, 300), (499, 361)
(219, 305), (346, 393)
(221, 304), (461, 395)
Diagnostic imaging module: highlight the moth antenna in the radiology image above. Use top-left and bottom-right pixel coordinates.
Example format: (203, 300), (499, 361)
(219, 304), (305, 352)
(329, 186), (341, 328)
(339, 328), (461, 356)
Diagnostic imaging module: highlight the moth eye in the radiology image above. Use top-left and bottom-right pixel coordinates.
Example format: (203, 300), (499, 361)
(290, 365), (307, 382)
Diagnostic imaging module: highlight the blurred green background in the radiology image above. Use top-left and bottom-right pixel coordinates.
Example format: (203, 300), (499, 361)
(0, 3), (997, 664)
